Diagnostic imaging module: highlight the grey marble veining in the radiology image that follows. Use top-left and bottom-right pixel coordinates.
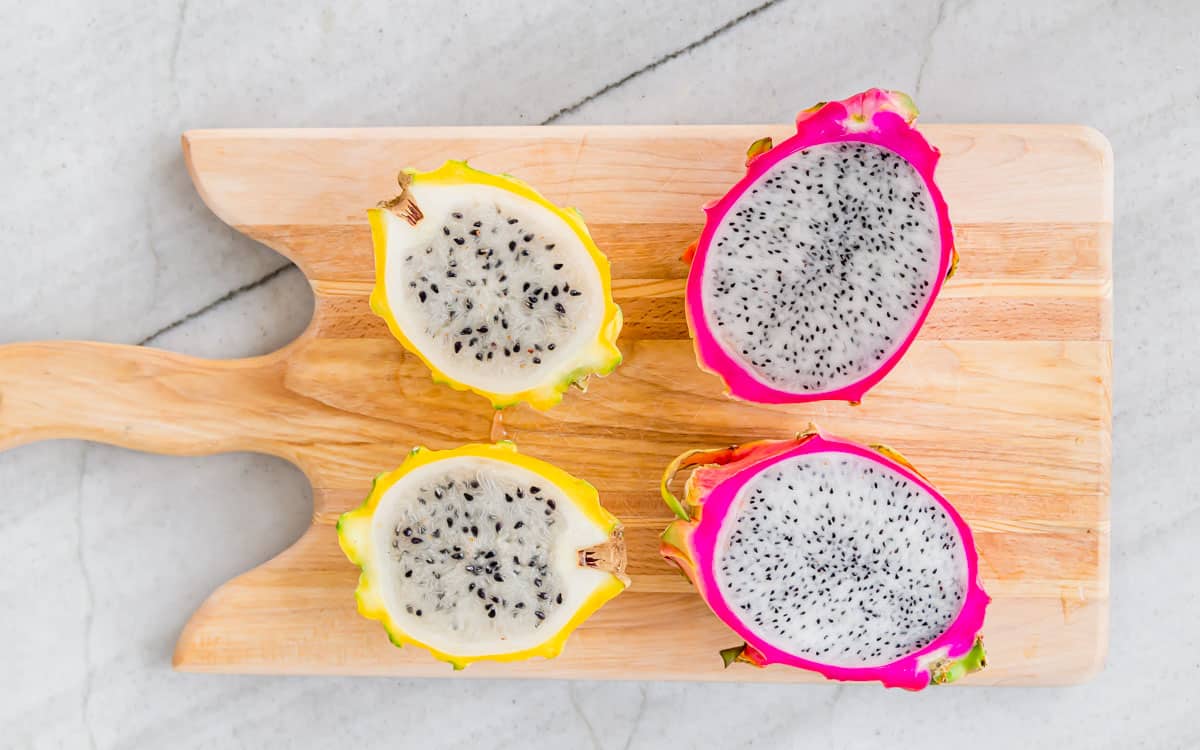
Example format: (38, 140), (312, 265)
(1, 1), (1197, 748)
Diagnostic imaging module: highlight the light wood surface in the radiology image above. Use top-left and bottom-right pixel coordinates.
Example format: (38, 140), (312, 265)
(0, 124), (1112, 683)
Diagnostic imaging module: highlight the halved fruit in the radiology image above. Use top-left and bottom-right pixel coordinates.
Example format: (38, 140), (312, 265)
(683, 89), (956, 404)
(369, 161), (623, 409)
(660, 428), (989, 689)
(337, 442), (628, 668)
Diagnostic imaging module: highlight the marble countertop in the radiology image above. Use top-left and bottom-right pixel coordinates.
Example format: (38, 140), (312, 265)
(1, 1), (1195, 747)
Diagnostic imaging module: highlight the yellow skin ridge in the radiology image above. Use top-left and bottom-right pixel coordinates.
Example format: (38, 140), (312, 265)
(368, 160), (623, 410)
(336, 441), (627, 669)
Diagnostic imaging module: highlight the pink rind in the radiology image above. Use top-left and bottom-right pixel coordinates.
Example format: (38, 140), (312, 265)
(685, 90), (955, 404)
(675, 433), (990, 690)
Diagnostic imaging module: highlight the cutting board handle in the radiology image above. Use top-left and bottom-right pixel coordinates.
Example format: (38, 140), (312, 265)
(0, 341), (293, 457)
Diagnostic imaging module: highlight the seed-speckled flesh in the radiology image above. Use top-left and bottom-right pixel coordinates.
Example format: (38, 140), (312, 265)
(714, 451), (967, 668)
(703, 142), (939, 393)
(382, 183), (605, 395)
(368, 455), (612, 656)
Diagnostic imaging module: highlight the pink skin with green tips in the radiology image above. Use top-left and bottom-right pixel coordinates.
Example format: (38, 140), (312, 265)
(683, 89), (958, 404)
(661, 430), (990, 690)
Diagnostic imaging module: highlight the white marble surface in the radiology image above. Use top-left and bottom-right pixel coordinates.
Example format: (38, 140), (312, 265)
(0, 1), (1196, 747)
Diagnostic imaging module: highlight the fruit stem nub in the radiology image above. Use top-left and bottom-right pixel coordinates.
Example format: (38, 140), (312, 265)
(489, 409), (510, 442)
(379, 171), (424, 225)
(579, 527), (629, 585)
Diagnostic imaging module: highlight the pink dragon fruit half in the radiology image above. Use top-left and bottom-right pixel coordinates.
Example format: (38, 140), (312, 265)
(684, 89), (957, 403)
(660, 428), (989, 689)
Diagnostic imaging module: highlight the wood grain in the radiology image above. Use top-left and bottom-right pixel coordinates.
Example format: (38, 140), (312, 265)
(0, 124), (1112, 684)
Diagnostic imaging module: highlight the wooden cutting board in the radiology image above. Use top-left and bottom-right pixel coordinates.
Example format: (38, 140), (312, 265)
(0, 124), (1112, 684)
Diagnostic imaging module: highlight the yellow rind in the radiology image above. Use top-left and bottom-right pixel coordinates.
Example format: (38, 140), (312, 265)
(369, 161), (623, 410)
(336, 441), (626, 669)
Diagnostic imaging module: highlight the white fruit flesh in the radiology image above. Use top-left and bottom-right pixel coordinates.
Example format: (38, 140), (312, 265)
(380, 184), (605, 395)
(368, 455), (613, 657)
(714, 451), (967, 667)
(702, 142), (940, 393)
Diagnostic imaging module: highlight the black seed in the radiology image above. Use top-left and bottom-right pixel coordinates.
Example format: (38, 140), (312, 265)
(453, 237), (465, 245)
(410, 537), (423, 544)
(404, 570), (413, 578)
(552, 263), (563, 269)
(418, 291), (427, 302)
(535, 610), (546, 620)
(454, 341), (463, 353)
(488, 609), (497, 618)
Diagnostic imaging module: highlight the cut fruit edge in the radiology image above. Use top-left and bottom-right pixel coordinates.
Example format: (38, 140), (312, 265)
(368, 160), (623, 410)
(683, 89), (957, 405)
(660, 428), (990, 689)
(337, 441), (628, 669)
